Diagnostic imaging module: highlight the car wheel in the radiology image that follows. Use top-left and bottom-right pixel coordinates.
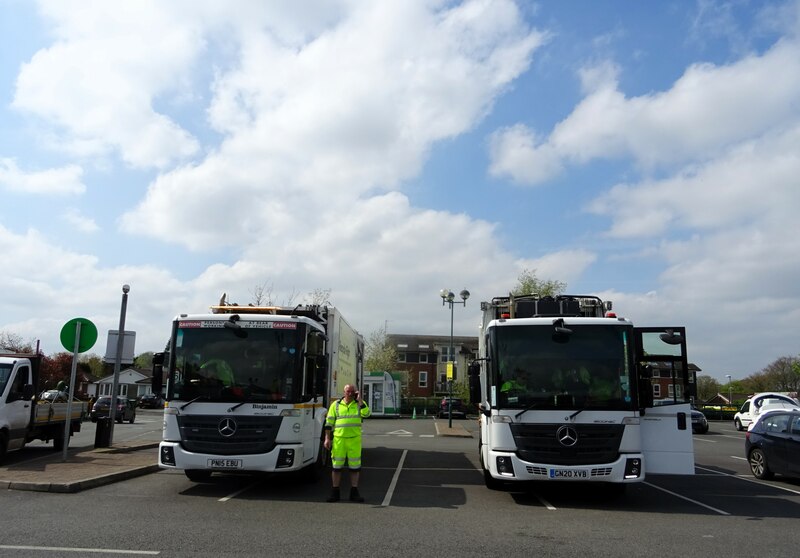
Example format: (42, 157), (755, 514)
(700, 425), (709, 434)
(748, 448), (774, 480)
(734, 418), (743, 431)
(129, 414), (135, 424)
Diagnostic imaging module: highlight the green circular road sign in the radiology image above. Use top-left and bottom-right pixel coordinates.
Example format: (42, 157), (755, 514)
(60, 317), (98, 353)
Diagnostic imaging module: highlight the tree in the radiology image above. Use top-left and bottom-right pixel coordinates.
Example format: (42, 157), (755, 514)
(696, 375), (721, 402)
(134, 351), (155, 370)
(0, 331), (36, 353)
(512, 269), (566, 297)
(760, 356), (800, 392)
(79, 354), (105, 377)
(305, 288), (332, 306)
(39, 352), (74, 391)
(364, 326), (398, 373)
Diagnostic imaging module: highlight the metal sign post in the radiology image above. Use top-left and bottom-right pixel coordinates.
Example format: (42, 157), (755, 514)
(59, 317), (98, 461)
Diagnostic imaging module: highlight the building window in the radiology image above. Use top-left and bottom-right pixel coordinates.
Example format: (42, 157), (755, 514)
(397, 353), (406, 363)
(653, 384), (661, 398)
(419, 353), (428, 363)
(440, 346), (455, 362)
(419, 371), (427, 388)
(667, 384), (682, 399)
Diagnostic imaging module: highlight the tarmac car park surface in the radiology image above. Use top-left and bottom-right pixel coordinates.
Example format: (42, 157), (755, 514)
(1, 414), (799, 558)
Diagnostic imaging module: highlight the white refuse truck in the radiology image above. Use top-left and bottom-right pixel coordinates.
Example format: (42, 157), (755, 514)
(468, 294), (695, 490)
(153, 302), (363, 482)
(1, 352), (86, 463)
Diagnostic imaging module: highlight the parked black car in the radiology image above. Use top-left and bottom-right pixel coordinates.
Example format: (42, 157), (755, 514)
(691, 406), (709, 434)
(745, 408), (800, 479)
(91, 396), (136, 423)
(439, 397), (469, 419)
(138, 393), (164, 409)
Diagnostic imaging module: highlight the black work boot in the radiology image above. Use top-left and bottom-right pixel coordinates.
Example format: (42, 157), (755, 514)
(349, 487), (364, 503)
(326, 487), (340, 502)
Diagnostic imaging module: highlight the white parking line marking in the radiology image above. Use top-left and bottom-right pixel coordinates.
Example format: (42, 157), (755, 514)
(381, 449), (407, 507)
(692, 436), (717, 443)
(219, 480), (262, 502)
(643, 482), (730, 515)
(697, 465), (800, 496)
(537, 494), (557, 510)
(0, 545), (159, 555)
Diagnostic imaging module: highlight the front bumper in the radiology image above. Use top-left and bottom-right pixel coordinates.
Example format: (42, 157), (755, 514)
(158, 441), (306, 473)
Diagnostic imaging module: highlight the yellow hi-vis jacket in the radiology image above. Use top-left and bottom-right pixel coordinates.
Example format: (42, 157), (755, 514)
(325, 398), (370, 438)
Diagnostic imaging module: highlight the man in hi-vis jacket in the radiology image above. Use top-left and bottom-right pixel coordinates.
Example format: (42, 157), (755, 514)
(324, 384), (370, 502)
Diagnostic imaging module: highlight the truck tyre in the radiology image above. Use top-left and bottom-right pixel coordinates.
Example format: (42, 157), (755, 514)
(52, 428), (65, 452)
(129, 414), (135, 424)
(0, 431), (8, 463)
(299, 439), (328, 483)
(479, 447), (504, 491)
(185, 470), (212, 482)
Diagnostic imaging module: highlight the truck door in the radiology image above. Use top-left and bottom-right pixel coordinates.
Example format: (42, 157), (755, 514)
(634, 327), (695, 475)
(4, 363), (32, 451)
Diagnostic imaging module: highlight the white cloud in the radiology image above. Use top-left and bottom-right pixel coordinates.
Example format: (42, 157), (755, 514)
(0, 158), (85, 195)
(488, 124), (563, 184)
(489, 36), (800, 184)
(121, 0), (546, 249)
(587, 123), (800, 238)
(62, 208), (99, 233)
(12, 0), (203, 168)
(515, 250), (597, 285)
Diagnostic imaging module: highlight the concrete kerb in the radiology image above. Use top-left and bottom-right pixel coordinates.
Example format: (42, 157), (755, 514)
(1, 441), (161, 493)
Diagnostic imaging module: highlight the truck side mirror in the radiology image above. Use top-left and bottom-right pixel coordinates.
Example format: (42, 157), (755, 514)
(152, 352), (165, 395)
(468, 361), (481, 405)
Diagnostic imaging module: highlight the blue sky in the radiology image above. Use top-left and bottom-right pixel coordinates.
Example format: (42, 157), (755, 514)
(1, 0), (798, 381)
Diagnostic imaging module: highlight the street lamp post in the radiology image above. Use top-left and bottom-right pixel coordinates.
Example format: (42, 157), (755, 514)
(725, 374), (732, 408)
(440, 288), (470, 428)
(108, 284), (130, 445)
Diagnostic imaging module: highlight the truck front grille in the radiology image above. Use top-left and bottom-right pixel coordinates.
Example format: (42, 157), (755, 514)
(177, 415), (282, 456)
(511, 423), (624, 466)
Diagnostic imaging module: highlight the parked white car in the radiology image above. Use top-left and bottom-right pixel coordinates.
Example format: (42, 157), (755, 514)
(734, 392), (800, 431)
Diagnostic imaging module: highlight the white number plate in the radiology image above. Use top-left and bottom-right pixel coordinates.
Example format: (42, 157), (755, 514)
(549, 468), (588, 479)
(208, 458), (243, 469)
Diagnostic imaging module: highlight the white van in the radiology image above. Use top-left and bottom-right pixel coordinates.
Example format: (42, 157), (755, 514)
(733, 392), (800, 431)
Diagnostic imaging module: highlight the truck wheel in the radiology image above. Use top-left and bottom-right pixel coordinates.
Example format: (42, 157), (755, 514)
(479, 447), (504, 490)
(129, 414), (135, 424)
(185, 470), (212, 482)
(0, 431), (8, 463)
(52, 429), (65, 452)
(299, 439), (328, 483)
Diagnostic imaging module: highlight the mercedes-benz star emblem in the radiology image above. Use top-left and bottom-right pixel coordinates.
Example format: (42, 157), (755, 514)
(218, 417), (237, 437)
(556, 425), (578, 447)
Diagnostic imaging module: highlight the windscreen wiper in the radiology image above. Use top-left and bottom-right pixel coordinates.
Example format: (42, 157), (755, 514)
(515, 402), (541, 420)
(180, 395), (209, 410)
(226, 401), (246, 412)
(568, 407), (586, 420)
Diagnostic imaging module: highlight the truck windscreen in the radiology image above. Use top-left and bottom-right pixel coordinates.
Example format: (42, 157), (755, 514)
(491, 324), (634, 410)
(169, 322), (306, 403)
